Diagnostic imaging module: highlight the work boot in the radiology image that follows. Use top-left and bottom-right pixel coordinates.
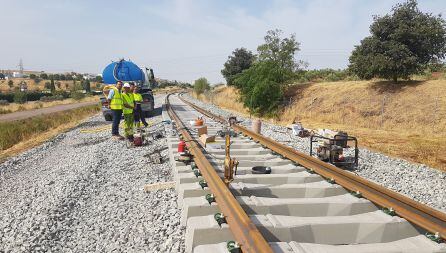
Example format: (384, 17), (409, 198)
(112, 134), (125, 140)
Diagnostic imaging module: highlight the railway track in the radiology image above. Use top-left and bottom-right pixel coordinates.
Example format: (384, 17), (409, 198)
(164, 93), (446, 253)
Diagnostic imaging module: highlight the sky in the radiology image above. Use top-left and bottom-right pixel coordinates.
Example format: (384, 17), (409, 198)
(0, 0), (445, 83)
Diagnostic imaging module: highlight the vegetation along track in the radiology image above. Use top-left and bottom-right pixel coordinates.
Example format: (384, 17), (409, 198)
(165, 93), (446, 253)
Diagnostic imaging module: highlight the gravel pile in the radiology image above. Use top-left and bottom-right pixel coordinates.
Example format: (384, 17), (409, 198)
(0, 95), (185, 252)
(182, 94), (446, 212)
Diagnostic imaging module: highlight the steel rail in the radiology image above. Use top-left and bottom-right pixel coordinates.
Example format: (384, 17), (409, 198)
(166, 94), (273, 253)
(178, 94), (446, 240)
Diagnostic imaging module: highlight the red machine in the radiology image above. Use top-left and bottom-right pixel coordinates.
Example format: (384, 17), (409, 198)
(178, 140), (186, 153)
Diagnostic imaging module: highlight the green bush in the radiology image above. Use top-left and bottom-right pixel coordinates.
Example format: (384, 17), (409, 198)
(193, 77), (210, 95)
(0, 99), (9, 105)
(53, 90), (70, 99)
(325, 73), (342, 82)
(44, 82), (51, 90)
(234, 61), (285, 116)
(295, 69), (350, 82)
(26, 92), (48, 101)
(0, 92), (48, 103)
(0, 93), (14, 102)
(13, 92), (27, 104)
(0, 104), (100, 150)
(71, 91), (85, 100)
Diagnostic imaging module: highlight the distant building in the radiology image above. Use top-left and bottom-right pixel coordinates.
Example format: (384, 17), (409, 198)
(12, 72), (23, 78)
(83, 73), (99, 80)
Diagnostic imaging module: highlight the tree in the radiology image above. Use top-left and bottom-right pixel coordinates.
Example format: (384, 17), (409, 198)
(221, 48), (255, 86)
(71, 91), (85, 100)
(0, 73), (5, 79)
(29, 74), (37, 79)
(40, 73), (48, 79)
(8, 80), (13, 88)
(95, 75), (103, 83)
(193, 77), (210, 95)
(234, 61), (284, 115)
(349, 0), (446, 83)
(257, 29), (301, 76)
(50, 78), (56, 93)
(83, 79), (91, 92)
(13, 92), (27, 104)
(226, 29), (301, 116)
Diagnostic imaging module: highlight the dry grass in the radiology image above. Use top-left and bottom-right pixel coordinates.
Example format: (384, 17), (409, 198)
(1, 96), (98, 113)
(193, 86), (249, 115)
(280, 79), (446, 170)
(0, 105), (100, 161)
(0, 78), (102, 92)
(196, 80), (446, 171)
(281, 80), (446, 134)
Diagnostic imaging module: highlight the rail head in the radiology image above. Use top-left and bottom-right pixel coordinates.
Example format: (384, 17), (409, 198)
(166, 94), (273, 253)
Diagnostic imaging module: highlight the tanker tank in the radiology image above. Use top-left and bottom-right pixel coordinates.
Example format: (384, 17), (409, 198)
(102, 59), (144, 85)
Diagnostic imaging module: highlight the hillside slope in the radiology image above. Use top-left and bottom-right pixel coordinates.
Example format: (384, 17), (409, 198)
(197, 80), (446, 170)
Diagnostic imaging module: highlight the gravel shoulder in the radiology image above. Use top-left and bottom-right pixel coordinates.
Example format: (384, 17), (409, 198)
(183, 94), (446, 212)
(0, 95), (185, 252)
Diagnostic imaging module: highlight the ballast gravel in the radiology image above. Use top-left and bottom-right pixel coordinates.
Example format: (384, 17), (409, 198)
(0, 95), (185, 252)
(182, 94), (446, 212)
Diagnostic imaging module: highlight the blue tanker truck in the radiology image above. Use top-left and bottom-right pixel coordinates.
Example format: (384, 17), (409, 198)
(100, 59), (156, 121)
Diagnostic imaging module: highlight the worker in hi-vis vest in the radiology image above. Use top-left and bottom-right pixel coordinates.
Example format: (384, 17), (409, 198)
(121, 83), (135, 141)
(107, 81), (124, 140)
(132, 85), (149, 127)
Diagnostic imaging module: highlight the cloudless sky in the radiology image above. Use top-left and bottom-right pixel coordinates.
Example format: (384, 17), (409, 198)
(1, 0), (445, 83)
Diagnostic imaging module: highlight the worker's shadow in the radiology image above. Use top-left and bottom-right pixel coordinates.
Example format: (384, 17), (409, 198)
(370, 80), (425, 94)
(77, 120), (110, 128)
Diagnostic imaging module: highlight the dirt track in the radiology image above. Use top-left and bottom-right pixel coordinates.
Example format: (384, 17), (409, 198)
(0, 101), (98, 122)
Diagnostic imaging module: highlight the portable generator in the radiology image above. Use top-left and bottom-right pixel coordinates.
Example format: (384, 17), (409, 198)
(309, 130), (358, 168)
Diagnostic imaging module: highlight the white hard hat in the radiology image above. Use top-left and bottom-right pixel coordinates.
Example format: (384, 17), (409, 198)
(123, 83), (131, 88)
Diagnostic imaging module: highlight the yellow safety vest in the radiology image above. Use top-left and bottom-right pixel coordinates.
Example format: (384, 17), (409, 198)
(133, 93), (143, 103)
(122, 93), (134, 115)
(110, 87), (123, 110)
